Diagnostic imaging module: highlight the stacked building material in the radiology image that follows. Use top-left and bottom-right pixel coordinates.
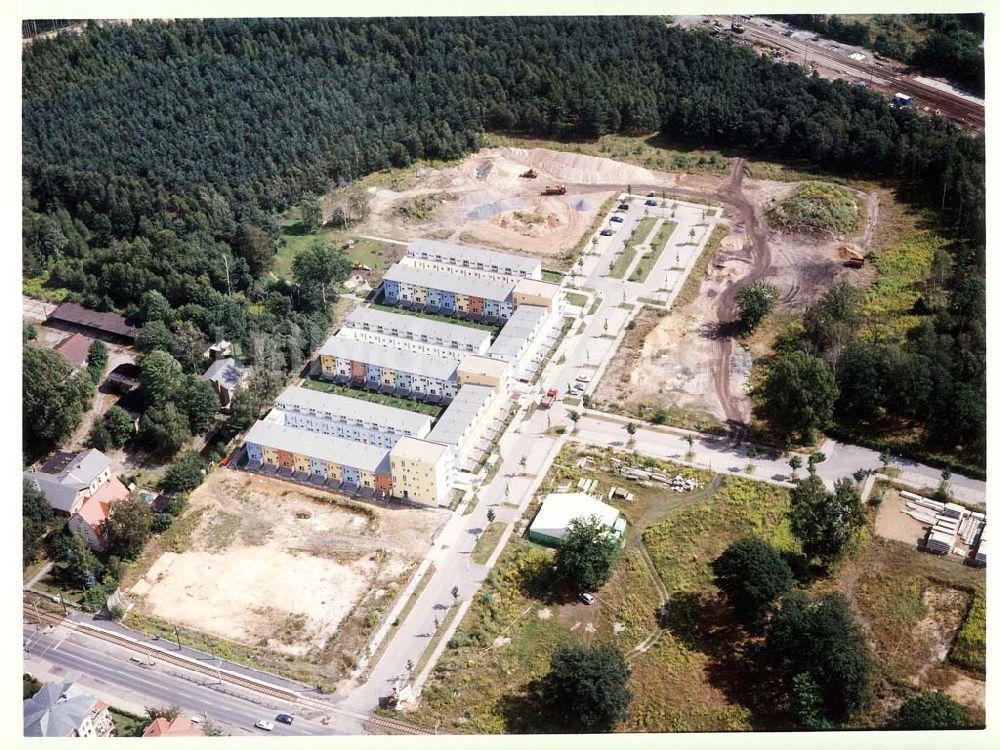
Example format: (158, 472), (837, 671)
(974, 525), (988, 566)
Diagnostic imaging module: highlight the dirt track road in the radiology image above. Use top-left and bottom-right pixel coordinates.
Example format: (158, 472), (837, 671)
(564, 158), (769, 444)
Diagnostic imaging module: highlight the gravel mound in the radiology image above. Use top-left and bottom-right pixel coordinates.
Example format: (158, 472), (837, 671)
(574, 198), (593, 211)
(467, 196), (528, 220)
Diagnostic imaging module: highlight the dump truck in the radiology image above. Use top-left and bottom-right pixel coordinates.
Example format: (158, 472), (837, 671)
(520, 168), (538, 178)
(540, 387), (558, 408)
(839, 245), (865, 268)
(541, 185), (567, 195)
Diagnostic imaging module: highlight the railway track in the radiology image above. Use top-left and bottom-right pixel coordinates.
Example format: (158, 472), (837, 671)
(365, 714), (435, 735)
(718, 17), (983, 132)
(23, 604), (301, 704)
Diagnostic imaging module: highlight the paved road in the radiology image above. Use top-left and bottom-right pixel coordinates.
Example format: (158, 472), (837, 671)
(24, 624), (355, 736)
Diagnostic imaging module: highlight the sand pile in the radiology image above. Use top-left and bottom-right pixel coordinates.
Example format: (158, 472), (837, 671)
(489, 146), (659, 185)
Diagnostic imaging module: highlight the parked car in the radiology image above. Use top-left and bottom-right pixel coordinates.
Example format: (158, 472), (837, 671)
(645, 199), (657, 206)
(188, 716), (203, 724)
(646, 191), (655, 197)
(276, 714), (294, 725)
(610, 215), (624, 223)
(254, 720), (275, 731)
(579, 592), (595, 605)
(599, 228), (614, 236)
(575, 373), (591, 383)
(618, 203), (630, 210)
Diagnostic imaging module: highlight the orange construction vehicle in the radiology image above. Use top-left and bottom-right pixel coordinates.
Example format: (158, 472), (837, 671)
(520, 168), (538, 178)
(541, 185), (567, 196)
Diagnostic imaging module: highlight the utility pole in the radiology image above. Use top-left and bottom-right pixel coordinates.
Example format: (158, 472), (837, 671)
(173, 625), (181, 651)
(221, 254), (231, 296)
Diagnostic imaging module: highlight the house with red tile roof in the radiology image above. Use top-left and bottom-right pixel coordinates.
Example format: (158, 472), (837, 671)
(67, 476), (130, 551)
(141, 716), (205, 737)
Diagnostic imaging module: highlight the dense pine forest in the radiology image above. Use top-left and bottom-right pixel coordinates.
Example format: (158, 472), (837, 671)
(22, 17), (985, 466)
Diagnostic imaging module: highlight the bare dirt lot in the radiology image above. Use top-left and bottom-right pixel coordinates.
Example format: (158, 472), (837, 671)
(127, 471), (445, 679)
(874, 489), (932, 548)
(361, 147), (691, 262)
(595, 174), (877, 428)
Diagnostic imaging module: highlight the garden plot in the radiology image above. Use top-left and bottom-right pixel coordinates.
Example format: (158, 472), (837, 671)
(127, 471), (444, 667)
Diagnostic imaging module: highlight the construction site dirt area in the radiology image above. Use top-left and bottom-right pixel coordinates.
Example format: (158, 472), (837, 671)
(875, 489), (933, 547)
(594, 171), (876, 430)
(127, 472), (444, 661)
(361, 146), (713, 266)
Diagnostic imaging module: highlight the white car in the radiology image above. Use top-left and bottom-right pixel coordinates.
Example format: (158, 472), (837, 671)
(254, 720), (275, 731)
(575, 374), (591, 383)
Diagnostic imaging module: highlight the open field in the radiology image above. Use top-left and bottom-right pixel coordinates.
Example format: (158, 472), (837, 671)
(123, 471), (445, 690)
(405, 444), (985, 732)
(273, 218), (404, 285)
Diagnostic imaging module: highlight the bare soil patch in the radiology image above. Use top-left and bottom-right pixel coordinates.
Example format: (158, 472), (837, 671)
(874, 489), (931, 547)
(127, 471), (445, 674)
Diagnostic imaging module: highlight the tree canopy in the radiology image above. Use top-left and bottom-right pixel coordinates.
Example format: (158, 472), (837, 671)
(555, 515), (622, 592)
(105, 496), (154, 561)
(546, 643), (632, 731)
(711, 536), (794, 629)
(760, 351), (838, 438)
(23, 347), (94, 461)
(766, 591), (872, 722)
(788, 475), (865, 567)
(893, 690), (966, 730)
(735, 280), (779, 335)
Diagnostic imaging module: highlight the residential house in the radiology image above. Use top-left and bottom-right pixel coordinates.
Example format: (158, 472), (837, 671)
(201, 357), (249, 408)
(66, 475), (130, 551)
(23, 677), (116, 737)
(53, 333), (93, 368)
(24, 449), (114, 516)
(142, 716), (205, 737)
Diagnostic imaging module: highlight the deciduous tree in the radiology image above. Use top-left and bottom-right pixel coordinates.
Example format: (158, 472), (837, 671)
(546, 643), (631, 731)
(711, 537), (793, 630)
(555, 515), (621, 591)
(788, 475), (865, 568)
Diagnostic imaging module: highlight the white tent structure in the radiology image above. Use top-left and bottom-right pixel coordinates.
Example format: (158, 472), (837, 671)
(528, 492), (624, 547)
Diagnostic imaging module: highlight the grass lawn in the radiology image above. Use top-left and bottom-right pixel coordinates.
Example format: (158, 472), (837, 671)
(607, 245), (637, 280)
(541, 269), (564, 284)
(23, 274), (70, 304)
(370, 302), (498, 333)
(670, 224), (728, 310)
(633, 216), (658, 246)
(109, 708), (148, 737)
(628, 220), (677, 283)
(406, 445), (791, 733)
(564, 292), (588, 308)
(302, 378), (445, 418)
(273, 217), (402, 282)
(471, 524), (507, 566)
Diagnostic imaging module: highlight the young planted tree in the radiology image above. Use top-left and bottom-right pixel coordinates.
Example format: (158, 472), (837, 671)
(788, 475), (865, 568)
(545, 643), (631, 732)
(711, 537), (793, 630)
(735, 280), (779, 334)
(555, 515), (621, 592)
(807, 451), (826, 474)
(788, 455), (803, 480)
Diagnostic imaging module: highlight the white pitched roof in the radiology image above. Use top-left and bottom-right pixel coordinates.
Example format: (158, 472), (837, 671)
(384, 262), (516, 302)
(273, 385), (432, 434)
(406, 238), (541, 277)
(243, 419), (391, 473)
(529, 493), (621, 542)
(344, 306), (491, 350)
(318, 336), (460, 381)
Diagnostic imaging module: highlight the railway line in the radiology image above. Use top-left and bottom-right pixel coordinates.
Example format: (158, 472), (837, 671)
(23, 602), (432, 735)
(713, 16), (984, 132)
